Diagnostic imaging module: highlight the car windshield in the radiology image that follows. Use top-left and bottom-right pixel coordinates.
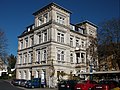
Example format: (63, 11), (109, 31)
(99, 81), (109, 84)
(27, 80), (32, 83)
(59, 80), (67, 84)
(77, 80), (87, 84)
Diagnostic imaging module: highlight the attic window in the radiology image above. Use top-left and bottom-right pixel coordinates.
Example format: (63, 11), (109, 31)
(28, 27), (30, 32)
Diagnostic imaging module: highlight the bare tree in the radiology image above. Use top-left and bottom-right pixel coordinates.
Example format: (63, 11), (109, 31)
(98, 18), (120, 70)
(7, 54), (16, 69)
(86, 36), (98, 72)
(0, 29), (7, 62)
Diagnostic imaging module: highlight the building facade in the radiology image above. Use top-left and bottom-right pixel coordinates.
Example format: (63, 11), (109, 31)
(16, 3), (98, 86)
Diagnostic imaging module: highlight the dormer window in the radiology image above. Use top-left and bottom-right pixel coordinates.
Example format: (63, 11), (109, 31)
(28, 27), (30, 32)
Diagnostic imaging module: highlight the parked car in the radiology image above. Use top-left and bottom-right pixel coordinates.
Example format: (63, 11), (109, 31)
(74, 80), (97, 90)
(92, 80), (119, 90)
(25, 78), (41, 88)
(11, 79), (22, 86)
(58, 80), (78, 90)
(20, 79), (27, 87)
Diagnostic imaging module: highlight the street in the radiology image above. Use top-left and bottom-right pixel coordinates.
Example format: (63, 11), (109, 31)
(0, 80), (57, 90)
(0, 80), (23, 90)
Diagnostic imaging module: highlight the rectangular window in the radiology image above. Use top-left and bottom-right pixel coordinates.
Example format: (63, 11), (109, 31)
(61, 51), (64, 61)
(57, 50), (61, 61)
(25, 38), (28, 48)
(70, 53), (73, 63)
(20, 40), (23, 49)
(30, 36), (34, 46)
(57, 49), (64, 61)
(28, 52), (33, 64)
(57, 32), (64, 43)
(61, 34), (64, 43)
(43, 50), (47, 60)
(81, 41), (85, 48)
(57, 33), (60, 42)
(31, 53), (33, 63)
(36, 50), (40, 63)
(38, 13), (49, 26)
(38, 16), (43, 26)
(76, 39), (79, 47)
(43, 30), (47, 42)
(76, 53), (80, 64)
(57, 14), (65, 24)
(41, 49), (47, 64)
(37, 30), (47, 44)
(44, 13), (48, 23)
(39, 34), (42, 44)
(81, 53), (85, 63)
(19, 55), (22, 64)
(70, 37), (73, 47)
(43, 31), (47, 41)
(23, 54), (27, 64)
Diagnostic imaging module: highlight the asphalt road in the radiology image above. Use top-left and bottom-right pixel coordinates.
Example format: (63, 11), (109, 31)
(0, 80), (23, 90)
(0, 80), (57, 90)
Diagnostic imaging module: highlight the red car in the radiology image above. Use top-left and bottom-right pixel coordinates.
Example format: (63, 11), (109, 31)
(74, 80), (97, 90)
(92, 80), (119, 90)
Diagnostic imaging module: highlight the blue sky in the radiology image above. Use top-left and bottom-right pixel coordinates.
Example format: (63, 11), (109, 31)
(0, 0), (119, 56)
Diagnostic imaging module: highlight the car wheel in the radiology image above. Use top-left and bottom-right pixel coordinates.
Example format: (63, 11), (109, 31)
(25, 85), (28, 88)
(32, 86), (34, 88)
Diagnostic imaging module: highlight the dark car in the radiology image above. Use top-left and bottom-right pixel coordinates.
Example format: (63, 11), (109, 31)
(58, 80), (78, 90)
(92, 80), (119, 90)
(25, 78), (41, 88)
(25, 80), (32, 88)
(20, 79), (27, 87)
(11, 79), (22, 86)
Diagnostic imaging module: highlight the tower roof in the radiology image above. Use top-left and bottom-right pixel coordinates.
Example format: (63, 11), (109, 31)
(33, 2), (72, 15)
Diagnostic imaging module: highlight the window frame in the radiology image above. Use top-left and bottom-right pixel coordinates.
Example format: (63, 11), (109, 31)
(57, 49), (65, 62)
(57, 31), (64, 43)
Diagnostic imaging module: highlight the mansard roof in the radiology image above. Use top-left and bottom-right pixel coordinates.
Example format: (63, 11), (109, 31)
(33, 2), (72, 16)
(18, 24), (34, 38)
